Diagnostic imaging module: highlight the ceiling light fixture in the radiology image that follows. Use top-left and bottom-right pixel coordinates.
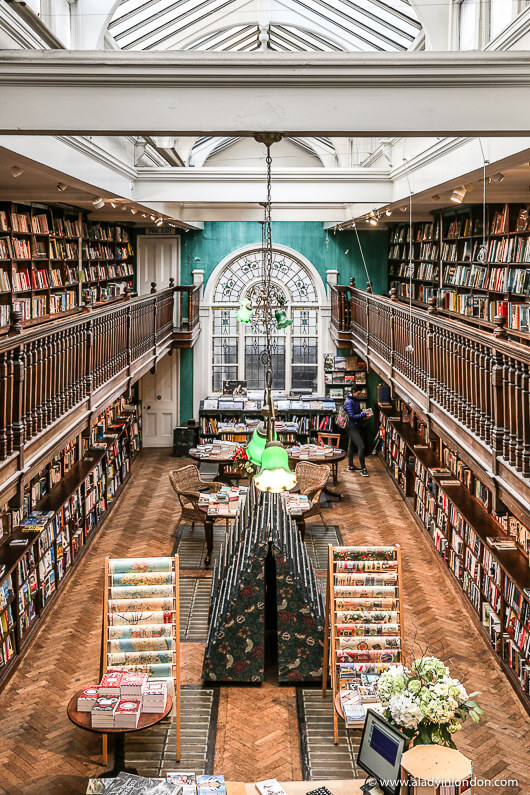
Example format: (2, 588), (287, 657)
(92, 197), (105, 210)
(110, 201), (117, 208)
(400, 206), (407, 213)
(150, 215), (156, 221)
(56, 182), (67, 192)
(431, 194), (441, 202)
(156, 218), (164, 227)
(11, 166), (24, 178)
(121, 204), (128, 211)
(385, 209), (392, 217)
(130, 208), (138, 215)
(368, 211), (378, 226)
(450, 186), (466, 204)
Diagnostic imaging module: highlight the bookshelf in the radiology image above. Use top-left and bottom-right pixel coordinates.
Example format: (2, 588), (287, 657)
(0, 202), (134, 329)
(378, 401), (530, 712)
(324, 353), (368, 406)
(388, 202), (530, 335)
(322, 544), (405, 744)
(198, 396), (339, 447)
(0, 395), (141, 689)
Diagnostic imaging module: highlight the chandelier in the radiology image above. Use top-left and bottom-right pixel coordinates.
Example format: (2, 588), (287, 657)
(237, 134), (296, 494)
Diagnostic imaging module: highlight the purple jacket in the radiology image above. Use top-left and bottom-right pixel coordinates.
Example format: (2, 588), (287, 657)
(344, 394), (365, 428)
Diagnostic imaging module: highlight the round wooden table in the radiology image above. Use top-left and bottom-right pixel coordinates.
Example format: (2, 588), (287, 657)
(287, 448), (346, 500)
(188, 448), (237, 484)
(67, 690), (172, 777)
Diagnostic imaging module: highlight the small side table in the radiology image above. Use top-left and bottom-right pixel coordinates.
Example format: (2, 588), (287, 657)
(67, 690), (172, 777)
(401, 744), (473, 794)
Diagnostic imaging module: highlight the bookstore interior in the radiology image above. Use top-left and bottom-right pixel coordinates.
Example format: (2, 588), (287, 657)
(0, 3), (530, 795)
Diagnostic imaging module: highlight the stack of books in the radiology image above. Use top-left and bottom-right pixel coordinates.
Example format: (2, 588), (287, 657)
(91, 696), (119, 728)
(114, 699), (141, 729)
(142, 679), (167, 713)
(77, 686), (100, 712)
(120, 672), (148, 697)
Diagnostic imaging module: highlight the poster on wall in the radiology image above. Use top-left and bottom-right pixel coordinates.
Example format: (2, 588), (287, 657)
(222, 379), (247, 397)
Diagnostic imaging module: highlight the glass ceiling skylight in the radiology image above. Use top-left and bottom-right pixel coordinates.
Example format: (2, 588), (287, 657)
(109, 0), (421, 53)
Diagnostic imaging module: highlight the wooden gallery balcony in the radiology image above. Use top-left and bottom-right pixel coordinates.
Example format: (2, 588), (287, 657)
(0, 283), (200, 505)
(330, 283), (530, 524)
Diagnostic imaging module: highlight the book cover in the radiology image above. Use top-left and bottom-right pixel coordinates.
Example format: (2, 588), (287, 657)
(91, 696), (119, 712)
(255, 780), (287, 795)
(197, 775), (226, 794)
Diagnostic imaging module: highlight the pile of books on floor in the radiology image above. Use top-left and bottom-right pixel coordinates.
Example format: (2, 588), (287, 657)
(86, 773), (228, 795)
(339, 667), (384, 728)
(77, 670), (167, 729)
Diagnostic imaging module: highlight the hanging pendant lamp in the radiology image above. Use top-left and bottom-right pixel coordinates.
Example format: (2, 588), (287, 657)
(275, 298), (292, 329)
(246, 422), (268, 466)
(254, 441), (297, 493)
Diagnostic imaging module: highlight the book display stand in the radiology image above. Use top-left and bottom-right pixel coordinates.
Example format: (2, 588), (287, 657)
(101, 555), (181, 763)
(322, 545), (405, 743)
(202, 491), (324, 683)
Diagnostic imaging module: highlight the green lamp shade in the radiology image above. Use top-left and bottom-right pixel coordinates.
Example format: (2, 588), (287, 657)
(275, 308), (293, 329)
(254, 441), (297, 493)
(236, 298), (252, 323)
(246, 425), (267, 466)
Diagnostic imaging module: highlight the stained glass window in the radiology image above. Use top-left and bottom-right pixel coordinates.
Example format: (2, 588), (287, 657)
(211, 249), (319, 393)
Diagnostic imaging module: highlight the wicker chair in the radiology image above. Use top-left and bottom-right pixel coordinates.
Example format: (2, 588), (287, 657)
(294, 461), (331, 540)
(317, 432), (341, 484)
(169, 465), (225, 537)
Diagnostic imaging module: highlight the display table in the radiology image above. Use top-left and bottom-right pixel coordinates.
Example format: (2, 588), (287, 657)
(287, 447), (346, 500)
(401, 745), (473, 794)
(197, 496), (245, 566)
(226, 782), (366, 795)
(189, 447), (237, 483)
(67, 691), (172, 777)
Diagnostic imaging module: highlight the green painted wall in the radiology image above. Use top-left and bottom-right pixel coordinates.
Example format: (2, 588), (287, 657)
(178, 222), (388, 421)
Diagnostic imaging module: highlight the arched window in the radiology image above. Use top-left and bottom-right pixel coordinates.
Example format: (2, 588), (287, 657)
(211, 247), (320, 393)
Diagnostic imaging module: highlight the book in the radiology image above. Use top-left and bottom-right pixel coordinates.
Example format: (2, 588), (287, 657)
(167, 773), (197, 795)
(197, 775), (226, 795)
(142, 679), (167, 713)
(255, 781), (287, 795)
(120, 672), (148, 697)
(91, 695), (119, 727)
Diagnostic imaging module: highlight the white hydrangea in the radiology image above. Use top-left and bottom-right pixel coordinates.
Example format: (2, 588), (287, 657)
(377, 667), (406, 703)
(388, 693), (423, 730)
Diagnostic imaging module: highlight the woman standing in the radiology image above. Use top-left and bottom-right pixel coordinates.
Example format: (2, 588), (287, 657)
(344, 387), (370, 477)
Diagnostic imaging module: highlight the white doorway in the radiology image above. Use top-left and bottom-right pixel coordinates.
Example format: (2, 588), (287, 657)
(140, 353), (178, 447)
(137, 235), (179, 295)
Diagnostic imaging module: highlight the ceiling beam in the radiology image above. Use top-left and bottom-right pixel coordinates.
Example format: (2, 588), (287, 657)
(1, 51), (530, 136)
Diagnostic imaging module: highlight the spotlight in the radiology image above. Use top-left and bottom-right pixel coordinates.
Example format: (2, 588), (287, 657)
(141, 213), (147, 218)
(450, 186), (466, 204)
(120, 204), (127, 211)
(385, 209), (392, 216)
(130, 208), (138, 215)
(110, 201), (117, 208)
(11, 166), (23, 178)
(465, 183), (475, 192)
(490, 172), (504, 184)
(431, 194), (440, 202)
(92, 197), (105, 210)
(155, 218), (163, 227)
(400, 206), (407, 213)
(369, 213), (378, 226)
(56, 182), (67, 192)
(150, 215), (156, 221)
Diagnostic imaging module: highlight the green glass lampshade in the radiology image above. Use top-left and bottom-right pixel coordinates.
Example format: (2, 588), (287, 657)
(236, 298), (252, 323)
(275, 308), (292, 329)
(246, 424), (267, 466)
(254, 441), (297, 493)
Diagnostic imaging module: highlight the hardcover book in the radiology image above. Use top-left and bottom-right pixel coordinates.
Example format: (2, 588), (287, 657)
(77, 686), (100, 712)
(99, 671), (124, 695)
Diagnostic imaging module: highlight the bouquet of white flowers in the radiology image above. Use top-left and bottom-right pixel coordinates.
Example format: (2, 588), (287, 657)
(377, 657), (484, 748)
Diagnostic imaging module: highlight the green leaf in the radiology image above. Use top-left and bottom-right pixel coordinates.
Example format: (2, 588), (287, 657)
(475, 706), (486, 717)
(421, 729), (431, 744)
(470, 710), (480, 723)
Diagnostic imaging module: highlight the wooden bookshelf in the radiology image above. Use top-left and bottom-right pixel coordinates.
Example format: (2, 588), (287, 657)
(388, 202), (530, 335)
(378, 402), (530, 713)
(324, 352), (367, 405)
(0, 202), (134, 328)
(0, 395), (141, 690)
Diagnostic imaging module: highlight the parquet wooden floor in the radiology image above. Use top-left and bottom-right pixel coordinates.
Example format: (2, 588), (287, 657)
(0, 450), (527, 794)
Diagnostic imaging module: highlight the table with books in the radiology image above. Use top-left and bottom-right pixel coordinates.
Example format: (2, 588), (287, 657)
(197, 485), (248, 565)
(67, 671), (172, 777)
(188, 442), (240, 483)
(85, 773), (366, 795)
(286, 445), (346, 500)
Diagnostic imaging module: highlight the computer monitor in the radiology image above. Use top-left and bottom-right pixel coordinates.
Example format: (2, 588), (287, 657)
(357, 710), (409, 795)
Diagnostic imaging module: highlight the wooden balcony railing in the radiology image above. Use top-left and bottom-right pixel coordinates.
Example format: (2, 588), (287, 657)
(0, 285), (179, 503)
(329, 283), (530, 522)
(173, 283), (201, 347)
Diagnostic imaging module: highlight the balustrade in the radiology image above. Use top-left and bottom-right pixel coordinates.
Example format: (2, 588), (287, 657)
(329, 284), (530, 502)
(0, 287), (179, 469)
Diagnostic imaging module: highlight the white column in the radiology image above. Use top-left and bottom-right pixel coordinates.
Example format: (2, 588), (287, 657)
(192, 269), (208, 418)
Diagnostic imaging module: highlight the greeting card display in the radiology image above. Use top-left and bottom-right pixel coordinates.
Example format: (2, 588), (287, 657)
(101, 555), (181, 762)
(322, 545), (405, 743)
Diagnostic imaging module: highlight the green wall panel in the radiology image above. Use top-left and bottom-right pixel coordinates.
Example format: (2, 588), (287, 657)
(177, 222), (388, 421)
